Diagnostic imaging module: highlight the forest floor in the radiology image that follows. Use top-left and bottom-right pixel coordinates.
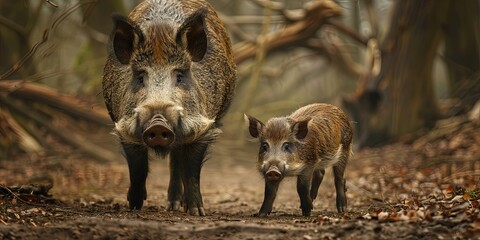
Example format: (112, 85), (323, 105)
(0, 116), (479, 239)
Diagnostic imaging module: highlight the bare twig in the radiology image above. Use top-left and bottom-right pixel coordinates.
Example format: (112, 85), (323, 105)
(261, 53), (320, 79)
(0, 15), (27, 37)
(325, 20), (369, 46)
(224, 15), (284, 25)
(0, 30), (49, 80)
(217, 12), (256, 42)
(247, 0), (284, 11)
(50, 2), (87, 31)
(80, 0), (98, 24)
(0, 184), (53, 207)
(45, 0), (58, 8)
(306, 37), (365, 77)
(0, 1), (98, 79)
(233, 0), (342, 64)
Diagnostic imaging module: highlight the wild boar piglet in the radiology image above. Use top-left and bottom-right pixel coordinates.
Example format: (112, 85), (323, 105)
(245, 103), (353, 216)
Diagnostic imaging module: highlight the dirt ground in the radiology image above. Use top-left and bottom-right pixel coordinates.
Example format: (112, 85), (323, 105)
(1, 120), (479, 239)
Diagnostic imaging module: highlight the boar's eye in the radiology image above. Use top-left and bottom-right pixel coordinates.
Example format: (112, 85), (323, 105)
(132, 70), (146, 91)
(174, 69), (189, 88)
(282, 142), (294, 153)
(259, 141), (269, 154)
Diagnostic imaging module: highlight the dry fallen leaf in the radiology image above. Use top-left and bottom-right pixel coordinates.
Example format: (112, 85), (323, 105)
(451, 195), (465, 203)
(378, 211), (389, 221)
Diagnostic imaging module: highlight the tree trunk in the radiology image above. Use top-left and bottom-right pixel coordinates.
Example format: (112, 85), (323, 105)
(344, 0), (452, 147)
(379, 0), (450, 137)
(443, 1), (480, 113)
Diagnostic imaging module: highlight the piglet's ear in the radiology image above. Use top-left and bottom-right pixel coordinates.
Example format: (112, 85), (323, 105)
(244, 114), (263, 138)
(112, 14), (142, 64)
(175, 8), (208, 62)
(292, 118), (311, 140)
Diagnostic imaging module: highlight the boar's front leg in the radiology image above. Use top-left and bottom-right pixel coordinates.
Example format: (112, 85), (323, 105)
(167, 156), (183, 211)
(297, 171), (314, 216)
(171, 142), (208, 216)
(122, 143), (148, 210)
(258, 180), (280, 217)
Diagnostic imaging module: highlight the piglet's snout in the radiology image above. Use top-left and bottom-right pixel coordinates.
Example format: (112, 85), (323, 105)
(143, 114), (175, 148)
(265, 165), (282, 181)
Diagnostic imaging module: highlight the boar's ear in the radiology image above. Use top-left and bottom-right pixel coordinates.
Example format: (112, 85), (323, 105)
(112, 14), (142, 64)
(175, 8), (208, 62)
(292, 118), (311, 140)
(244, 114), (263, 138)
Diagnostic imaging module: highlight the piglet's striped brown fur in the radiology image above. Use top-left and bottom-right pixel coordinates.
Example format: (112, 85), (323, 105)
(245, 103), (353, 216)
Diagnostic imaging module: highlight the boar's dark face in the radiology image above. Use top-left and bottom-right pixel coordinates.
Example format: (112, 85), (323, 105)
(244, 114), (311, 181)
(111, 9), (218, 154)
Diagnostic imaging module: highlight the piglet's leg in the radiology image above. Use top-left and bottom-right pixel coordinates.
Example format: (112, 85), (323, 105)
(333, 164), (347, 213)
(297, 172), (314, 216)
(310, 168), (325, 201)
(257, 180), (280, 217)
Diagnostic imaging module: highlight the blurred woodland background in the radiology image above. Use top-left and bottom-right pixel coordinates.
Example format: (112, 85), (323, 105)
(0, 0), (479, 164)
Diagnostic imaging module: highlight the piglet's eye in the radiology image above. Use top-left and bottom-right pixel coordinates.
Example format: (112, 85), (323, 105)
(260, 142), (269, 153)
(176, 71), (184, 83)
(282, 142), (293, 153)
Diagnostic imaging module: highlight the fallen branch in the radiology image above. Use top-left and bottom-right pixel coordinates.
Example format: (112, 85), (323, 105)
(0, 183), (57, 206)
(0, 108), (43, 155)
(0, 96), (117, 163)
(0, 80), (111, 126)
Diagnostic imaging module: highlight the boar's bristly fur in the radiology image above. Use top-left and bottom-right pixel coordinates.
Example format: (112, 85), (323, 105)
(245, 103), (352, 216)
(102, 0), (236, 215)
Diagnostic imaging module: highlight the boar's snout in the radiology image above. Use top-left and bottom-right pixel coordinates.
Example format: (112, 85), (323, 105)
(265, 165), (282, 181)
(143, 114), (175, 148)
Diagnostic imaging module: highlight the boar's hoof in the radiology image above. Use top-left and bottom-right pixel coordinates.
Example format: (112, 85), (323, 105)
(166, 200), (182, 212)
(255, 212), (269, 217)
(143, 120), (175, 148)
(127, 187), (146, 210)
(302, 210), (312, 217)
(265, 169), (282, 181)
(185, 206), (205, 216)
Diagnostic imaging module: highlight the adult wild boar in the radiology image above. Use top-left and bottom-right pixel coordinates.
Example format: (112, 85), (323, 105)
(245, 103), (352, 216)
(102, 0), (236, 216)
